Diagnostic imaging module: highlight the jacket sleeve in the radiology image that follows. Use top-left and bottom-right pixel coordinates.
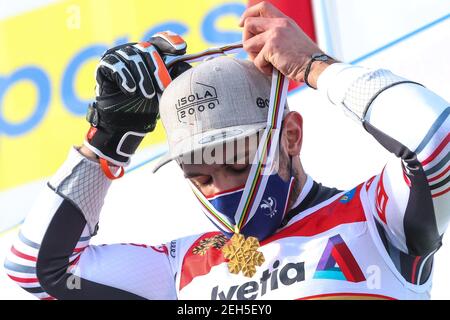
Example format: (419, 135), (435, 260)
(318, 63), (449, 257)
(4, 147), (177, 300)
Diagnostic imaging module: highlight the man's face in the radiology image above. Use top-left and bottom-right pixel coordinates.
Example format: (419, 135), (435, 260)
(180, 132), (291, 197)
(183, 161), (251, 197)
(181, 135), (255, 196)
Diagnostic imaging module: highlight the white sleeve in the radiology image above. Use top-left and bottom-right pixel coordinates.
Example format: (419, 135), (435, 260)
(318, 63), (449, 256)
(4, 147), (177, 299)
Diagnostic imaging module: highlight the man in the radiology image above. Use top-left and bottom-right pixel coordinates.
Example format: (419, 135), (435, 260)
(5, 2), (449, 299)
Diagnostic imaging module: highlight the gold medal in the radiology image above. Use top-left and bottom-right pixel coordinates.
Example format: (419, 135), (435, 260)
(222, 232), (265, 278)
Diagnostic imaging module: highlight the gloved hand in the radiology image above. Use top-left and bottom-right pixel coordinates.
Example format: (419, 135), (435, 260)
(85, 31), (191, 170)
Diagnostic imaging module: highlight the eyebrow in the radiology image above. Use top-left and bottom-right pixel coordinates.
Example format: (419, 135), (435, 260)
(183, 150), (251, 179)
(183, 164), (228, 179)
(183, 171), (215, 179)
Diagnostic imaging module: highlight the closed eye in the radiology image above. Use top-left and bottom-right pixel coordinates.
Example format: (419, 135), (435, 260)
(190, 175), (213, 187)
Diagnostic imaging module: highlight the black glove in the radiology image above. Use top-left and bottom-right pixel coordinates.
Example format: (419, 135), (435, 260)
(85, 31), (191, 168)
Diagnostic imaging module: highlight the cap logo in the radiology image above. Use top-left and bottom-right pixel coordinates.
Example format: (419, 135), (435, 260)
(198, 129), (243, 144)
(256, 97), (270, 109)
(176, 82), (219, 122)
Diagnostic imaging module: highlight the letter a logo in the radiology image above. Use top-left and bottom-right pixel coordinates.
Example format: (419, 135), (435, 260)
(314, 235), (366, 283)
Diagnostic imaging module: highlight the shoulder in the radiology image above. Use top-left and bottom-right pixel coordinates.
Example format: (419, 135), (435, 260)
(276, 182), (369, 238)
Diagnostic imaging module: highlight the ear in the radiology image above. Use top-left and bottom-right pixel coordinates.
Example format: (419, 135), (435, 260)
(281, 112), (303, 156)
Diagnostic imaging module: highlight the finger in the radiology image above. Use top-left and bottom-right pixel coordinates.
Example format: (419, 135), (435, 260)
(243, 31), (268, 57)
(239, 1), (285, 27)
(169, 61), (192, 80)
(150, 31), (187, 55)
(101, 42), (136, 59)
(253, 45), (273, 76)
(248, 52), (257, 62)
(116, 46), (155, 99)
(134, 42), (172, 92)
(97, 53), (137, 96)
(242, 17), (273, 41)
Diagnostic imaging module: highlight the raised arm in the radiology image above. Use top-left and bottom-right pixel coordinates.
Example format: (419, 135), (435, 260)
(240, 1), (449, 257)
(4, 33), (190, 299)
(318, 63), (449, 257)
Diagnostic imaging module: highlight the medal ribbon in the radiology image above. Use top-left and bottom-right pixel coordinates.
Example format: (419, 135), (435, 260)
(182, 43), (289, 235)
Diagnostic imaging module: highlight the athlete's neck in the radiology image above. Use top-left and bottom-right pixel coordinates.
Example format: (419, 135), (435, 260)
(286, 158), (308, 212)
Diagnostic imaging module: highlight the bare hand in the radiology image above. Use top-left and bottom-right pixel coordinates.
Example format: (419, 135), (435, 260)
(239, 1), (337, 86)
